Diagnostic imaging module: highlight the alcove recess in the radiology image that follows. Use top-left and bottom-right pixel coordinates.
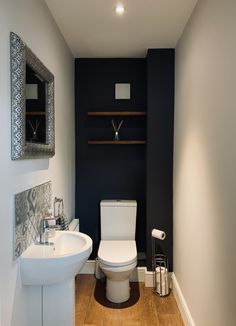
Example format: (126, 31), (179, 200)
(87, 111), (146, 145)
(75, 53), (174, 270)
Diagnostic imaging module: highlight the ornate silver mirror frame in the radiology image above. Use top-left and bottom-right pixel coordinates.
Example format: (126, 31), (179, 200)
(10, 32), (55, 159)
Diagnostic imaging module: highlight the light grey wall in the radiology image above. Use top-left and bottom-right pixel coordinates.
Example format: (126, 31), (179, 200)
(0, 0), (75, 325)
(174, 0), (236, 325)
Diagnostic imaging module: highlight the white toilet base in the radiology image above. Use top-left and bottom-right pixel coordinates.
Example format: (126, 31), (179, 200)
(106, 278), (130, 303)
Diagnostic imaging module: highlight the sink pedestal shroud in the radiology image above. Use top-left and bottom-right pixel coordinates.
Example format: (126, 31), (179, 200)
(43, 277), (75, 326)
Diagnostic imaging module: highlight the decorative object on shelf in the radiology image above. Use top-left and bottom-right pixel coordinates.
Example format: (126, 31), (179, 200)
(87, 110), (146, 145)
(111, 119), (124, 141)
(10, 32), (55, 159)
(28, 119), (41, 142)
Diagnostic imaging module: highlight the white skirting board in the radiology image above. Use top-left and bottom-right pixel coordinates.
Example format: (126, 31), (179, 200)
(172, 273), (195, 326)
(79, 260), (166, 286)
(79, 260), (96, 274)
(78, 252), (146, 277)
(79, 260), (146, 282)
(79, 260), (171, 288)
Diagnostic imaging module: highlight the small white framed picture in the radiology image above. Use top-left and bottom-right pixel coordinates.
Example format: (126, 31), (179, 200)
(115, 83), (131, 100)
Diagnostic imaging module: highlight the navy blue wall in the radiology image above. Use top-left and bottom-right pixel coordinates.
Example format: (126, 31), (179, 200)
(75, 59), (147, 259)
(75, 53), (174, 270)
(146, 49), (175, 270)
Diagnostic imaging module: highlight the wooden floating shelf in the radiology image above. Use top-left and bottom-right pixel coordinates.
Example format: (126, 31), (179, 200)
(26, 112), (46, 116)
(88, 140), (146, 145)
(88, 111), (146, 116)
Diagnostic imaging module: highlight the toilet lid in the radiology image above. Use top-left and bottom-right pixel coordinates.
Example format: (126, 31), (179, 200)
(98, 240), (137, 267)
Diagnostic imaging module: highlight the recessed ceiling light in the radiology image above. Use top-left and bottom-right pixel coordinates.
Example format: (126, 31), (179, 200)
(115, 3), (125, 15)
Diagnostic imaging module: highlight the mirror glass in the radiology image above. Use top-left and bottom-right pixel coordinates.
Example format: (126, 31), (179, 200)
(10, 32), (55, 159)
(25, 64), (46, 143)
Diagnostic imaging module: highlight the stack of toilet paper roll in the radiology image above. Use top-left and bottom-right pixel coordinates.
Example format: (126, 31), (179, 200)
(155, 266), (168, 296)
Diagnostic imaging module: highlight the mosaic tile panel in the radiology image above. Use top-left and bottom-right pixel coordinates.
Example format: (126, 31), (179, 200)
(14, 181), (52, 259)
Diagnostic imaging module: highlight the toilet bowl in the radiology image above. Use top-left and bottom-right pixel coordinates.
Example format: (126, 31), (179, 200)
(98, 199), (137, 303)
(98, 240), (137, 303)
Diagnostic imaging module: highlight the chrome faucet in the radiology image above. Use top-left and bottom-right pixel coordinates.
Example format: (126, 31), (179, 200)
(39, 217), (61, 244)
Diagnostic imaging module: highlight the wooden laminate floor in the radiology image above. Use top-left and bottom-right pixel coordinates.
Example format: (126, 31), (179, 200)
(75, 275), (184, 326)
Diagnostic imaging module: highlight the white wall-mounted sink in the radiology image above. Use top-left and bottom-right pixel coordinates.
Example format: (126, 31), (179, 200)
(20, 231), (92, 285)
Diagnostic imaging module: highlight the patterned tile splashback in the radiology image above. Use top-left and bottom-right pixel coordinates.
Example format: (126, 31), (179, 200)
(14, 181), (52, 259)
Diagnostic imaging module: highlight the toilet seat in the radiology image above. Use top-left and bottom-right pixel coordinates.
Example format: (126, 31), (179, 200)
(98, 240), (137, 267)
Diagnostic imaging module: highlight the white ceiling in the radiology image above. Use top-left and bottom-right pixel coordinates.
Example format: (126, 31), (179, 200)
(45, 0), (197, 58)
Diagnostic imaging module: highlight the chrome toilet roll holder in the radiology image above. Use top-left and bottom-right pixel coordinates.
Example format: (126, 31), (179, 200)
(152, 230), (170, 297)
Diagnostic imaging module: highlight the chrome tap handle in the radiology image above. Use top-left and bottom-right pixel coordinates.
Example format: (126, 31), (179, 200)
(40, 219), (50, 244)
(39, 217), (61, 244)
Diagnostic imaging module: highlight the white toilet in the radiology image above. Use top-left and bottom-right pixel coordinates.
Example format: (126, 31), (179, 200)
(98, 200), (137, 303)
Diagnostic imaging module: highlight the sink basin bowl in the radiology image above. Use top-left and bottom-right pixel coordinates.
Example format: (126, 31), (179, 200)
(20, 231), (92, 285)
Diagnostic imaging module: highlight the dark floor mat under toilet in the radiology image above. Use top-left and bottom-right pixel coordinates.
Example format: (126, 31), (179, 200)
(93, 280), (140, 308)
